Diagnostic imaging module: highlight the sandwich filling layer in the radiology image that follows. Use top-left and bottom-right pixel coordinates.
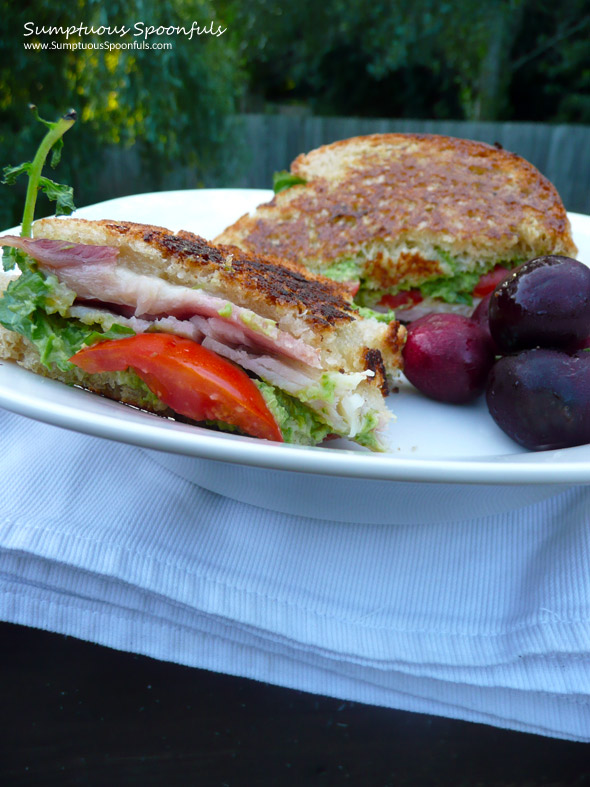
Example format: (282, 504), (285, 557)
(0, 233), (392, 449)
(215, 133), (578, 319)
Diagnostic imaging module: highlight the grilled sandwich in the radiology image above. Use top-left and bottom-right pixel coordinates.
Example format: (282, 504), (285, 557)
(216, 133), (578, 320)
(0, 218), (406, 450)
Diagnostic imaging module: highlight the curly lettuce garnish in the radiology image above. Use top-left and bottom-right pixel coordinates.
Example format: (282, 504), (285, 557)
(2, 106), (76, 272)
(0, 107), (136, 370)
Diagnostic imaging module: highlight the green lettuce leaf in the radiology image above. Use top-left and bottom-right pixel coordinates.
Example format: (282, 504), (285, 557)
(322, 258), (361, 282)
(272, 170), (307, 194)
(419, 270), (481, 305)
(256, 380), (332, 445)
(351, 304), (396, 323)
(0, 267), (134, 371)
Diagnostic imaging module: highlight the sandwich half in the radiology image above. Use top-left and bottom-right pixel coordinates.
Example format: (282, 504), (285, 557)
(0, 218), (406, 450)
(215, 133), (578, 320)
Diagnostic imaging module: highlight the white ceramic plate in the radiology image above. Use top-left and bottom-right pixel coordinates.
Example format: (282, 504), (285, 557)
(1, 190), (590, 524)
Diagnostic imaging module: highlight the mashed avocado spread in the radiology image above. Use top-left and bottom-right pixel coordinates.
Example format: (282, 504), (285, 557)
(352, 251), (525, 308)
(256, 381), (333, 445)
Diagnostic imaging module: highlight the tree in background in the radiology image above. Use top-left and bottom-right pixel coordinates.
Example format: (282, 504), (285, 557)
(510, 0), (590, 122)
(225, 0), (590, 123)
(1, 0), (588, 227)
(0, 0), (243, 227)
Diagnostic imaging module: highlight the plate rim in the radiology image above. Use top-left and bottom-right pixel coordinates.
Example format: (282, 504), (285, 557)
(2, 188), (590, 487)
(2, 360), (590, 485)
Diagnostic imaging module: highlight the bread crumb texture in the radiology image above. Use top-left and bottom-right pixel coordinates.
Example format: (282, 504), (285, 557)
(215, 133), (578, 288)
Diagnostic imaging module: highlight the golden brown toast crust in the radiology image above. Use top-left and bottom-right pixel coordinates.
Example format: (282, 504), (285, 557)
(36, 218), (358, 328)
(215, 133), (577, 281)
(30, 217), (406, 380)
(0, 218), (411, 452)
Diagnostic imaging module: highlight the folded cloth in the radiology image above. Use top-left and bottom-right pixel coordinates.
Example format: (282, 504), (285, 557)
(1, 408), (590, 742)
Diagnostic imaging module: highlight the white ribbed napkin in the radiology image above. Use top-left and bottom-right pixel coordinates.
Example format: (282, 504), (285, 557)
(1, 407), (590, 742)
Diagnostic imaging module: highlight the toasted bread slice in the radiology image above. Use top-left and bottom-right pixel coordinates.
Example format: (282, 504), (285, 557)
(216, 133), (578, 311)
(0, 219), (406, 449)
(30, 218), (405, 378)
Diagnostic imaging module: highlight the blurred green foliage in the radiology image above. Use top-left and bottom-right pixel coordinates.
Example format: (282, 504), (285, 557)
(1, 0), (588, 229)
(0, 0), (243, 227)
(224, 0), (590, 123)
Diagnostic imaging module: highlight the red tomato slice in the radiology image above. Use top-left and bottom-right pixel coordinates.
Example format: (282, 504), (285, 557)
(70, 334), (284, 442)
(379, 289), (424, 309)
(472, 266), (510, 298)
(343, 279), (360, 297)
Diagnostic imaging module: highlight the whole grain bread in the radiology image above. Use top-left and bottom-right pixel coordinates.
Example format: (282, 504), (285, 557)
(0, 219), (406, 421)
(30, 217), (405, 380)
(215, 133), (578, 298)
(0, 265), (175, 415)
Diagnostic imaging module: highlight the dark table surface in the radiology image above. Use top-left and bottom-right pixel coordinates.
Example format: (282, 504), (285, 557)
(1, 622), (588, 786)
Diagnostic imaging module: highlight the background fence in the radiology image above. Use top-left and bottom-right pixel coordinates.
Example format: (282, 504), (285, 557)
(98, 115), (590, 214)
